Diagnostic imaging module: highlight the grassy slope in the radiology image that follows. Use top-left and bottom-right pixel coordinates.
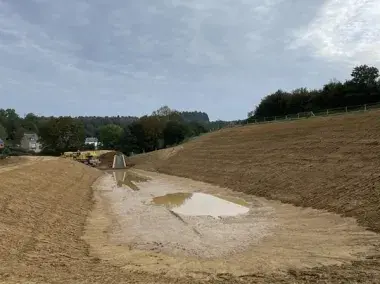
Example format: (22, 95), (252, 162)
(130, 111), (380, 233)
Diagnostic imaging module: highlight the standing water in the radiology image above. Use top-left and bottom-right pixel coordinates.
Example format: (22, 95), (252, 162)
(152, 192), (249, 218)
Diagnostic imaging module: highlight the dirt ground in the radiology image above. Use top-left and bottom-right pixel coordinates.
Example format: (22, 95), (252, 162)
(85, 169), (380, 281)
(3, 110), (380, 283)
(128, 110), (380, 282)
(0, 159), (214, 284)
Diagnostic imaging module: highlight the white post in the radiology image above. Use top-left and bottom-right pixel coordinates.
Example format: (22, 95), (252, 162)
(122, 154), (126, 168)
(297, 113), (300, 119)
(364, 104), (367, 111)
(274, 116), (277, 121)
(112, 155), (116, 169)
(285, 115), (288, 120)
(326, 109), (329, 115)
(345, 106), (348, 112)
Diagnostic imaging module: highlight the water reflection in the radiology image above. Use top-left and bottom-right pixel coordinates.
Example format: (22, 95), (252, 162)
(152, 193), (192, 208)
(107, 170), (147, 191)
(152, 192), (249, 218)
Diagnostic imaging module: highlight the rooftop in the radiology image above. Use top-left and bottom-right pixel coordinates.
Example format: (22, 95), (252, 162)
(85, 137), (98, 143)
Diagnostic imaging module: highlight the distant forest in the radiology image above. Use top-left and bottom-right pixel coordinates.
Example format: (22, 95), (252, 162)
(0, 106), (227, 155)
(247, 65), (380, 121)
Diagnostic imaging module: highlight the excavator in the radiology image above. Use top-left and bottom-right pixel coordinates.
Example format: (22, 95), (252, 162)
(63, 150), (100, 167)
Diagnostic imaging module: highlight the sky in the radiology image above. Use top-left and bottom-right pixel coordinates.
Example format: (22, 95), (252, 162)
(1, 0), (380, 121)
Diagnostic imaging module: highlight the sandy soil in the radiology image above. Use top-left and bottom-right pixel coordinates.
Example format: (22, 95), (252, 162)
(1, 159), (211, 284)
(128, 110), (380, 282)
(84, 169), (380, 280)
(0, 156), (57, 173)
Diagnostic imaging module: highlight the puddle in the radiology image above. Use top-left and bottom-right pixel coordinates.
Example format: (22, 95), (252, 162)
(106, 170), (147, 191)
(152, 192), (249, 218)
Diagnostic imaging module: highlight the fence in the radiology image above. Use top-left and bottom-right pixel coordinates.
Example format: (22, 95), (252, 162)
(243, 102), (380, 126)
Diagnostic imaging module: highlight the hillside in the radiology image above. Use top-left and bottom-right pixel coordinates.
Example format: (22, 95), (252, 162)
(130, 111), (380, 232)
(127, 110), (380, 281)
(129, 110), (380, 229)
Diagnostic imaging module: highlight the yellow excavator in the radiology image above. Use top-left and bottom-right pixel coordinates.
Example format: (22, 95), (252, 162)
(62, 150), (100, 167)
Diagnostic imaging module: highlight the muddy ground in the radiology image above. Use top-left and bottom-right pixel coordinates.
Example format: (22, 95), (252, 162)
(86, 169), (380, 280)
(3, 159), (380, 283)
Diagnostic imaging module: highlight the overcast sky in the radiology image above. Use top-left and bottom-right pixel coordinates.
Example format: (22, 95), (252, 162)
(1, 0), (379, 120)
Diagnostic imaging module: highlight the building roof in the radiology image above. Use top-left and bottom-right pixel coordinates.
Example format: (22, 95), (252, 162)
(23, 133), (38, 138)
(85, 137), (98, 143)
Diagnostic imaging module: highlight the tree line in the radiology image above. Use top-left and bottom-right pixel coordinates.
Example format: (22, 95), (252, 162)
(248, 65), (380, 121)
(0, 106), (209, 155)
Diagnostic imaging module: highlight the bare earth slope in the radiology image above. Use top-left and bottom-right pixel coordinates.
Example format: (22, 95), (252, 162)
(0, 159), (210, 284)
(128, 111), (380, 282)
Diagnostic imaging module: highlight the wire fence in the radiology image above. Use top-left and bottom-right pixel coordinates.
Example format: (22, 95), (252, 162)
(239, 102), (380, 126)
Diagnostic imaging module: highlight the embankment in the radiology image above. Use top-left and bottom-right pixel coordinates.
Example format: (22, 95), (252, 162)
(129, 111), (380, 233)
(0, 158), (201, 284)
(127, 111), (380, 282)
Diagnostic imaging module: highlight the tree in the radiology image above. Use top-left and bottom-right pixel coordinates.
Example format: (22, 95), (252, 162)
(99, 124), (124, 149)
(128, 121), (146, 153)
(163, 121), (188, 146)
(139, 116), (165, 151)
(22, 113), (39, 134)
(254, 90), (290, 117)
(0, 108), (22, 143)
(351, 65), (379, 86)
(0, 123), (7, 140)
(187, 121), (207, 136)
(152, 105), (173, 116)
(39, 117), (85, 154)
(119, 126), (139, 155)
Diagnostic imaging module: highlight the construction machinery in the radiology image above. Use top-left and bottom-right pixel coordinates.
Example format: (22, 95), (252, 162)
(61, 150), (101, 167)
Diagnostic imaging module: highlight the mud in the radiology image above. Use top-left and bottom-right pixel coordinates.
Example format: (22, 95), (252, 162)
(84, 169), (380, 278)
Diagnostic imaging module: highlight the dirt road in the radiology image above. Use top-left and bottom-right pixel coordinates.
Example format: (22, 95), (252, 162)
(85, 169), (380, 281)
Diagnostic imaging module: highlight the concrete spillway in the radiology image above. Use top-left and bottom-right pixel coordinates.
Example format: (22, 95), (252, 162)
(112, 153), (127, 169)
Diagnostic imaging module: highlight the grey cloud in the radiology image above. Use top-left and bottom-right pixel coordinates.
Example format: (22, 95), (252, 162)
(1, 0), (379, 120)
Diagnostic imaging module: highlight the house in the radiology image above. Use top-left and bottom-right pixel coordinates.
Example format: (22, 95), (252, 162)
(20, 133), (41, 153)
(0, 138), (4, 149)
(84, 137), (100, 149)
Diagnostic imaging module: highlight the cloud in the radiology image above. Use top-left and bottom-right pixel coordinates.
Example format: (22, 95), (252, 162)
(1, 0), (377, 120)
(289, 0), (380, 66)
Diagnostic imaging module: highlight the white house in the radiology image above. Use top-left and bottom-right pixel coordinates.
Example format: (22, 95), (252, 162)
(84, 137), (100, 149)
(20, 133), (42, 153)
